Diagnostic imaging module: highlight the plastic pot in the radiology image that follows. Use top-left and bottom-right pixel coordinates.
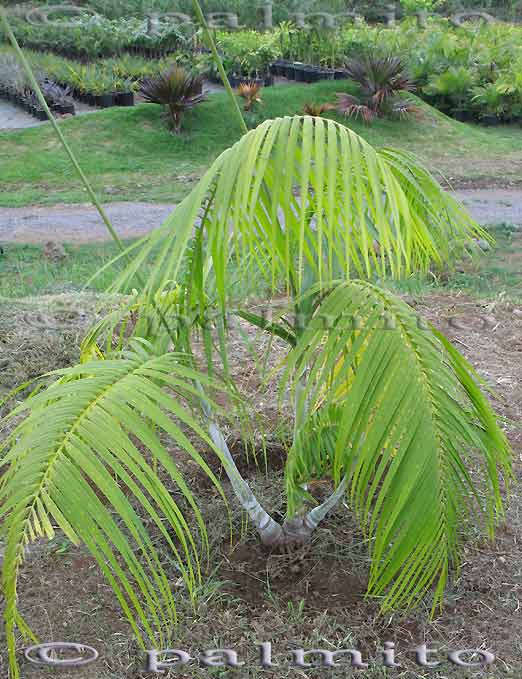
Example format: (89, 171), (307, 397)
(303, 66), (321, 83)
(283, 63), (298, 80)
(452, 109), (471, 122)
(94, 93), (114, 108)
(481, 115), (500, 126)
(294, 64), (307, 82)
(319, 69), (335, 80)
(57, 103), (76, 115)
(115, 92), (134, 107)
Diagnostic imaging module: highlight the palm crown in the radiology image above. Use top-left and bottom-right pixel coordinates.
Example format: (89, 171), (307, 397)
(0, 116), (512, 678)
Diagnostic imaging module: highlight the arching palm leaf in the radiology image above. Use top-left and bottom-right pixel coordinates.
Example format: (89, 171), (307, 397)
(281, 280), (512, 611)
(107, 116), (486, 306)
(0, 116), (512, 678)
(0, 344), (229, 677)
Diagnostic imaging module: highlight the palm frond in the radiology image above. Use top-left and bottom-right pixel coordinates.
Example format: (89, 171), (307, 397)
(0, 344), (229, 677)
(107, 116), (486, 308)
(281, 281), (512, 611)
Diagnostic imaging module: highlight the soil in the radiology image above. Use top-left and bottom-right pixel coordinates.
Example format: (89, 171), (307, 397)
(0, 289), (521, 678)
(1, 189), (522, 244)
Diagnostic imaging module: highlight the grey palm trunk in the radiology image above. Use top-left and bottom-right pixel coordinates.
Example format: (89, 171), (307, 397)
(202, 392), (348, 547)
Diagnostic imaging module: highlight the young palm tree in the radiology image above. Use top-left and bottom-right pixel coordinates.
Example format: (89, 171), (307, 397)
(0, 116), (513, 677)
(140, 65), (206, 133)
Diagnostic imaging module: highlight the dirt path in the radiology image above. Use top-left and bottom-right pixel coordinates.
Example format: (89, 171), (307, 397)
(1, 189), (522, 243)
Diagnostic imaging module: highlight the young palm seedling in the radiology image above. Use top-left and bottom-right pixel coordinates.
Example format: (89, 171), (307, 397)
(140, 65), (206, 133)
(338, 55), (419, 122)
(237, 81), (263, 112)
(1, 117), (513, 679)
(303, 102), (336, 117)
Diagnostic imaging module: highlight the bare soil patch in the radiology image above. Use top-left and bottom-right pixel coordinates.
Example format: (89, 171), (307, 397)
(0, 291), (521, 678)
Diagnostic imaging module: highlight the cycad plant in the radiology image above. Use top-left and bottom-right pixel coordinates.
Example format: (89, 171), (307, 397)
(140, 65), (206, 133)
(1, 115), (513, 677)
(338, 55), (418, 122)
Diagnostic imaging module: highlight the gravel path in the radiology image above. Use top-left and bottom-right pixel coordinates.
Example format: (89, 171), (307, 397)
(0, 99), (44, 130)
(0, 189), (521, 244)
(0, 202), (175, 242)
(0, 98), (99, 130)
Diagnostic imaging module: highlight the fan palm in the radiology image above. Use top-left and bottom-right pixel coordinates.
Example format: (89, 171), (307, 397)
(0, 116), (512, 678)
(140, 65), (206, 133)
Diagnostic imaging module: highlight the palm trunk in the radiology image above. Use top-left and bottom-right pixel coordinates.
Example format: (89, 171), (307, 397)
(197, 384), (283, 545)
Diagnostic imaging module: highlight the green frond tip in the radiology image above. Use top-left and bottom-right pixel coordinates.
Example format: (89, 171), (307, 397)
(108, 115), (485, 302)
(0, 345), (230, 661)
(282, 280), (513, 612)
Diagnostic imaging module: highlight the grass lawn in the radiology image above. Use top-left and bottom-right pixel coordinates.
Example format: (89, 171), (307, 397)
(2, 81), (522, 207)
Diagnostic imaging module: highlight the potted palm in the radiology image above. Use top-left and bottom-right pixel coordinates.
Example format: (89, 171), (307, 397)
(91, 71), (115, 108)
(113, 77), (135, 107)
(424, 66), (476, 122)
(471, 83), (505, 126)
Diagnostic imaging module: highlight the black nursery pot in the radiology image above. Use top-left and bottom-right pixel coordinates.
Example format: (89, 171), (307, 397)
(271, 59), (289, 77)
(94, 93), (114, 108)
(283, 63), (297, 80)
(334, 69), (348, 80)
(482, 114), (500, 126)
(451, 109), (470, 122)
(319, 68), (335, 81)
(57, 103), (76, 115)
(34, 109), (48, 121)
(303, 66), (321, 83)
(294, 64), (307, 82)
(115, 92), (134, 107)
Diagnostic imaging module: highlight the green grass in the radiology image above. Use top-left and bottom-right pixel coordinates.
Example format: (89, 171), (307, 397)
(2, 81), (522, 207)
(2, 224), (521, 301)
(389, 223), (522, 301)
(0, 241), (127, 297)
